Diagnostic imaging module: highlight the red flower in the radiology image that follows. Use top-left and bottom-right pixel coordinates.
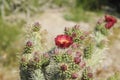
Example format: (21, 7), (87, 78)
(74, 57), (81, 64)
(60, 64), (67, 71)
(105, 15), (117, 29)
(71, 73), (78, 79)
(55, 34), (73, 48)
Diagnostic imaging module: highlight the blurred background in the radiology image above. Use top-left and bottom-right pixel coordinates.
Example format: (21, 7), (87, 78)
(0, 0), (120, 80)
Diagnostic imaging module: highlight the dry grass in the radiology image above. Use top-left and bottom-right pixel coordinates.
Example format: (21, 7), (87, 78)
(0, 66), (20, 80)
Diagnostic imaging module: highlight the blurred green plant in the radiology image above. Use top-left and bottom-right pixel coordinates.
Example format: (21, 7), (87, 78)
(0, 0), (48, 19)
(75, 0), (107, 11)
(107, 72), (120, 80)
(64, 7), (91, 22)
(108, 27), (120, 45)
(0, 18), (24, 67)
(51, 0), (75, 7)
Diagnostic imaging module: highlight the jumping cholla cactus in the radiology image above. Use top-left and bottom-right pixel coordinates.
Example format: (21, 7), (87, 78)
(20, 22), (50, 80)
(20, 15), (117, 80)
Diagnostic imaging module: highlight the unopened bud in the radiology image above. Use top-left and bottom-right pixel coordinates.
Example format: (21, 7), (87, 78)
(21, 57), (26, 62)
(71, 43), (78, 49)
(72, 32), (77, 37)
(74, 57), (81, 64)
(76, 51), (82, 57)
(43, 53), (50, 58)
(33, 22), (41, 32)
(54, 48), (59, 55)
(26, 41), (33, 47)
(80, 36), (85, 40)
(66, 49), (72, 55)
(64, 27), (69, 32)
(60, 64), (67, 71)
(80, 61), (86, 68)
(71, 73), (78, 79)
(34, 57), (40, 62)
(74, 24), (80, 29)
(87, 73), (93, 78)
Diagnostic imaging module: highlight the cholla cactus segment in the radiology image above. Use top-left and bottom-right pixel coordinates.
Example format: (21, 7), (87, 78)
(95, 24), (109, 36)
(20, 68), (45, 80)
(84, 43), (94, 59)
(51, 46), (85, 79)
(32, 22), (41, 32)
(23, 41), (33, 54)
(20, 22), (50, 80)
(86, 15), (117, 67)
(81, 67), (93, 80)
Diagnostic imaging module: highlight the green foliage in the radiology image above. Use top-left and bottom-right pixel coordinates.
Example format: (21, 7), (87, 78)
(84, 44), (94, 59)
(0, 0), (48, 18)
(95, 24), (109, 36)
(107, 72), (120, 80)
(20, 23), (50, 80)
(0, 18), (24, 66)
(52, 0), (72, 7)
(0, 22), (19, 50)
(64, 7), (91, 22)
(75, 0), (107, 11)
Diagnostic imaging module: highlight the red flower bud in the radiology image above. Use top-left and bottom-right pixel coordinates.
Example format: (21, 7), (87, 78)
(34, 52), (40, 56)
(54, 48), (59, 55)
(26, 41), (33, 47)
(71, 43), (78, 49)
(60, 64), (67, 71)
(33, 22), (41, 31)
(71, 73), (78, 79)
(79, 61), (86, 68)
(34, 57), (40, 62)
(43, 53), (50, 58)
(66, 49), (72, 55)
(76, 51), (82, 57)
(74, 57), (81, 64)
(97, 18), (104, 24)
(64, 27), (69, 32)
(21, 57), (26, 62)
(87, 73), (93, 78)
(72, 32), (77, 38)
(74, 24), (80, 29)
(55, 34), (73, 48)
(84, 31), (90, 37)
(80, 36), (85, 40)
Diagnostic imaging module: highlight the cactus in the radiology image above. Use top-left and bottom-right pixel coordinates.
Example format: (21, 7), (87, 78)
(20, 15), (117, 80)
(20, 22), (50, 80)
